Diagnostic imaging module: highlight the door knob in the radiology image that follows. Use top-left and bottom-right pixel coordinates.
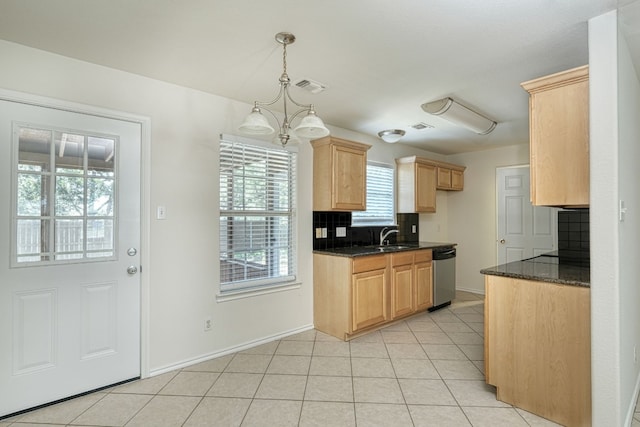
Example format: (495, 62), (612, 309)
(127, 266), (138, 275)
(499, 239), (506, 244)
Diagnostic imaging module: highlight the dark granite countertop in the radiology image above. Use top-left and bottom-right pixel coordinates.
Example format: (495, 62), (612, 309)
(313, 241), (456, 258)
(480, 253), (590, 287)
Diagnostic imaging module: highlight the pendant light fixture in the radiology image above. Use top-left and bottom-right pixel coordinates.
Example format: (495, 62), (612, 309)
(239, 32), (330, 147)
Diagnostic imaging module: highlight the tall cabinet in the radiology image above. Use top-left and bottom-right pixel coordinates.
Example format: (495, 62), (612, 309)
(521, 65), (589, 207)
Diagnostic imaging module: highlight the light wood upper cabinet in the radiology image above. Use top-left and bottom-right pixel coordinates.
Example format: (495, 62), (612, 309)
(397, 156), (465, 213)
(397, 157), (437, 213)
(311, 136), (371, 211)
(436, 164), (465, 191)
(521, 65), (589, 207)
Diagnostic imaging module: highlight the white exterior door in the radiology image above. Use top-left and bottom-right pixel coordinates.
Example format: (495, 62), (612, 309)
(0, 99), (141, 417)
(497, 165), (557, 264)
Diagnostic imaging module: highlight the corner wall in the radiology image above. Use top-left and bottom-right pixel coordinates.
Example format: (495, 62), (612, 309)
(589, 7), (640, 425)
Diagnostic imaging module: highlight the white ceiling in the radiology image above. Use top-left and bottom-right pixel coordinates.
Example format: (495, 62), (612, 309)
(0, 0), (638, 154)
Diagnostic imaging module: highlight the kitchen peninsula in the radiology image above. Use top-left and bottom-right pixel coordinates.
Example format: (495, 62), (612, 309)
(481, 254), (591, 427)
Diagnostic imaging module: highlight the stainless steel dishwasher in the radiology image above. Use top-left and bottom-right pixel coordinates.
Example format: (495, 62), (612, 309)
(429, 247), (456, 311)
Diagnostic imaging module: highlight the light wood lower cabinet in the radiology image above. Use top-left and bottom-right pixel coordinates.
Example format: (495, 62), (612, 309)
(314, 250), (432, 340)
(484, 275), (591, 427)
(352, 265), (388, 331)
(390, 252), (415, 319)
(414, 251), (433, 311)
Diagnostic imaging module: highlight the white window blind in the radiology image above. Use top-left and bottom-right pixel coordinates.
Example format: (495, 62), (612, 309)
(219, 137), (297, 293)
(352, 162), (395, 226)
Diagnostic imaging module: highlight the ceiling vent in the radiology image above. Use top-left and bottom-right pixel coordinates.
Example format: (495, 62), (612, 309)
(294, 78), (327, 94)
(411, 122), (435, 130)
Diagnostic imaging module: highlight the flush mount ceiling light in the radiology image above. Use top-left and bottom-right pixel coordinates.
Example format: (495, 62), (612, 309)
(421, 97), (497, 135)
(239, 32), (330, 147)
(378, 129), (406, 143)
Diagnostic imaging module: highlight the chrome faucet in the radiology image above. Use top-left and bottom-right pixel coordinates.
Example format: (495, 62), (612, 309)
(379, 227), (399, 246)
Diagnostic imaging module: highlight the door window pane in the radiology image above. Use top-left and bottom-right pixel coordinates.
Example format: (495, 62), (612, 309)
(18, 128), (51, 172)
(55, 132), (84, 173)
(55, 176), (85, 216)
(13, 124), (118, 266)
(17, 174), (45, 216)
(87, 178), (114, 216)
(88, 136), (115, 177)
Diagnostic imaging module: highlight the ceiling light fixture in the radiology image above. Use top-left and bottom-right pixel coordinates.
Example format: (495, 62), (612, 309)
(421, 97), (497, 135)
(378, 129), (406, 143)
(239, 32), (330, 147)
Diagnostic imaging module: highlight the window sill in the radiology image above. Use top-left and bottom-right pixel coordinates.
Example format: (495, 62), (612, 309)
(216, 281), (301, 303)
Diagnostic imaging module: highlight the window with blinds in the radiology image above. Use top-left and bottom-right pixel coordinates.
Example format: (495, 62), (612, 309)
(352, 162), (395, 226)
(219, 137), (297, 293)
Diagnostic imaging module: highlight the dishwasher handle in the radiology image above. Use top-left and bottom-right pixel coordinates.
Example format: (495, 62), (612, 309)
(433, 248), (456, 260)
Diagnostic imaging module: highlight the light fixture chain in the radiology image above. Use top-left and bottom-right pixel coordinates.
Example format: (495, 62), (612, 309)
(282, 42), (287, 76)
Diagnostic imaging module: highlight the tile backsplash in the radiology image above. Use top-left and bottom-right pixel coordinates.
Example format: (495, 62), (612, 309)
(557, 208), (589, 259)
(312, 212), (419, 250)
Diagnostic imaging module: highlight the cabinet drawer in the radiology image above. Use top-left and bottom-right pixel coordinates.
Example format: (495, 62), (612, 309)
(391, 252), (414, 266)
(414, 250), (433, 263)
(353, 255), (387, 273)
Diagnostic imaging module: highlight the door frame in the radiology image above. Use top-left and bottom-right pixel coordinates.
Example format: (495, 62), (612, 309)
(0, 87), (151, 379)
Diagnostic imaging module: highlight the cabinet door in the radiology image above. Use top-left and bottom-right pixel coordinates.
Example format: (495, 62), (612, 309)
(415, 261), (433, 311)
(523, 66), (589, 207)
(451, 170), (464, 190)
(391, 264), (414, 319)
(436, 167), (452, 190)
(333, 145), (366, 210)
(352, 269), (387, 332)
(415, 163), (436, 212)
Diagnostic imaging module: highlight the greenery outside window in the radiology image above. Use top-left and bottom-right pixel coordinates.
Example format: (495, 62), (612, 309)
(352, 162), (395, 226)
(219, 135), (297, 293)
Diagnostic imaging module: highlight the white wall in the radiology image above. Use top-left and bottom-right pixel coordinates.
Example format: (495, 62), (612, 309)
(0, 40), (451, 375)
(617, 20), (640, 425)
(589, 8), (640, 425)
(446, 145), (529, 293)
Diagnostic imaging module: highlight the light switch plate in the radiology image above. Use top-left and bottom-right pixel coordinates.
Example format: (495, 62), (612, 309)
(156, 206), (166, 220)
(321, 228), (327, 238)
(315, 228), (322, 238)
(336, 227), (346, 237)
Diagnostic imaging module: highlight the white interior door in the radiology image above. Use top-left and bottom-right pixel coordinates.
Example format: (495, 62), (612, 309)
(0, 99), (141, 417)
(497, 165), (557, 264)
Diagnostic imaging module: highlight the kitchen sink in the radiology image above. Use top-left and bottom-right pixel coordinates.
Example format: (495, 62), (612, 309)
(375, 245), (414, 252)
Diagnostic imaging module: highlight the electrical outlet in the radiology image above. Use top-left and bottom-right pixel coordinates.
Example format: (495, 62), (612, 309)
(204, 317), (212, 332)
(321, 228), (327, 238)
(336, 227), (346, 237)
(412, 225), (417, 233)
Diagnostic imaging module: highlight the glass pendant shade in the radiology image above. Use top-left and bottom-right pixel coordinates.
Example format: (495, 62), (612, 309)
(293, 111), (330, 138)
(239, 108), (275, 135)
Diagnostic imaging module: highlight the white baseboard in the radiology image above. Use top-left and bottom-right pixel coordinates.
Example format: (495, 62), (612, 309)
(149, 323), (315, 377)
(457, 286), (485, 295)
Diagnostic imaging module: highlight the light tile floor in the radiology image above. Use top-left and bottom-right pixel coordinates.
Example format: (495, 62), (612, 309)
(1, 292), (574, 426)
